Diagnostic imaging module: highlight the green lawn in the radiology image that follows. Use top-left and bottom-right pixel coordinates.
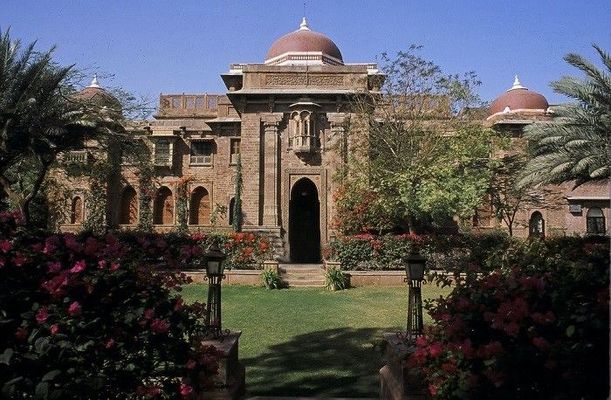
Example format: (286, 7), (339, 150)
(180, 284), (450, 397)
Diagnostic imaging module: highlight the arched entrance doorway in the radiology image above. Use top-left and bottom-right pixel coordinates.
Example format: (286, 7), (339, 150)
(290, 178), (321, 263)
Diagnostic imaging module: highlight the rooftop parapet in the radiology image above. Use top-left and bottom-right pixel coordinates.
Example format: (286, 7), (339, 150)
(156, 94), (223, 119)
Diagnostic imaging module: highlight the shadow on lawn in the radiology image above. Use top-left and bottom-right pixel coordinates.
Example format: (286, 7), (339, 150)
(243, 327), (397, 397)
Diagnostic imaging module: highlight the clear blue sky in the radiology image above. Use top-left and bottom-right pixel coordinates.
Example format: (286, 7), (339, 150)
(2, 0), (610, 107)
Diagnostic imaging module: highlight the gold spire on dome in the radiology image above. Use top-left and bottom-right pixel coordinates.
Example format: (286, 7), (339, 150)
(299, 17), (310, 31)
(509, 75), (526, 91)
(88, 74), (101, 88)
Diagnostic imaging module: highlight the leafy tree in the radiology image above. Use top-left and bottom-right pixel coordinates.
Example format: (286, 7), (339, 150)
(519, 45), (610, 188)
(232, 154), (243, 232)
(489, 155), (559, 236)
(338, 46), (499, 234)
(0, 28), (125, 225)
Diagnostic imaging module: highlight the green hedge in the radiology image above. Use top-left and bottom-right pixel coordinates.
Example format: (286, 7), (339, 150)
(326, 231), (607, 272)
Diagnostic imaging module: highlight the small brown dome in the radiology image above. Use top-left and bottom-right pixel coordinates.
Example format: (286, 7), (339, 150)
(488, 76), (548, 117)
(265, 18), (343, 64)
(75, 75), (122, 113)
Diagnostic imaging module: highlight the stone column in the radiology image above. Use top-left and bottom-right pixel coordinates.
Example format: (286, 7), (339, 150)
(262, 114), (283, 227)
(327, 113), (349, 160)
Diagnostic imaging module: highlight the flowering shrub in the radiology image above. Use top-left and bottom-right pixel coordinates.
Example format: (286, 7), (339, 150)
(326, 231), (511, 271)
(0, 212), (219, 399)
(332, 185), (400, 234)
(192, 231), (271, 270)
(411, 237), (609, 399)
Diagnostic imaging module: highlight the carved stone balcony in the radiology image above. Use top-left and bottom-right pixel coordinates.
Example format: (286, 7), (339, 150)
(290, 135), (321, 154)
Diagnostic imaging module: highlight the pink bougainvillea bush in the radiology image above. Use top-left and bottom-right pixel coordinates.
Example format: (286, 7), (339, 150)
(411, 237), (609, 399)
(0, 212), (219, 399)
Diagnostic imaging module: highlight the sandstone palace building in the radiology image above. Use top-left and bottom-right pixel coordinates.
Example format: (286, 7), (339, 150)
(58, 18), (609, 262)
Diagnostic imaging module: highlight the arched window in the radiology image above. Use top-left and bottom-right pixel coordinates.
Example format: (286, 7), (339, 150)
(189, 186), (210, 225)
(153, 187), (174, 225)
(587, 207), (606, 234)
(529, 211), (545, 237)
(228, 197), (235, 225)
(70, 196), (84, 224)
(119, 186), (138, 225)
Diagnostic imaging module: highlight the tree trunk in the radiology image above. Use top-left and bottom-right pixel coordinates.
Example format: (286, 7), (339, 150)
(20, 157), (53, 226)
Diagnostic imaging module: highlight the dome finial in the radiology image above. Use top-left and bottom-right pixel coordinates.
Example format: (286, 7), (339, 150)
(88, 74), (100, 88)
(509, 75), (526, 91)
(299, 16), (310, 31)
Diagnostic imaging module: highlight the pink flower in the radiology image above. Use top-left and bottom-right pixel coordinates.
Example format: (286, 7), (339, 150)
(428, 342), (443, 358)
(415, 335), (428, 347)
(14, 327), (28, 341)
(0, 239), (11, 253)
(151, 318), (170, 333)
(98, 260), (107, 269)
(144, 308), (155, 319)
(50, 324), (60, 335)
(36, 307), (49, 324)
(13, 253), (27, 267)
(70, 260), (86, 273)
(186, 359), (197, 369)
(43, 236), (59, 254)
(110, 262), (120, 271)
(41, 273), (69, 296)
(478, 341), (504, 358)
(179, 382), (193, 396)
(428, 383), (438, 396)
(532, 336), (551, 351)
(105, 338), (115, 349)
(68, 301), (82, 316)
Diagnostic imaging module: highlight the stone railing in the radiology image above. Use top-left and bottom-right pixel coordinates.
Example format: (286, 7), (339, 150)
(157, 94), (220, 118)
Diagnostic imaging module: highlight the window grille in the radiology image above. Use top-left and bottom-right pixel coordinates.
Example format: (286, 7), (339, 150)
(154, 140), (172, 166)
(586, 207), (606, 234)
(190, 141), (214, 165)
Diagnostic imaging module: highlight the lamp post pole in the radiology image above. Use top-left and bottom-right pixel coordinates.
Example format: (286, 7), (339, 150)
(405, 252), (426, 342)
(204, 244), (227, 339)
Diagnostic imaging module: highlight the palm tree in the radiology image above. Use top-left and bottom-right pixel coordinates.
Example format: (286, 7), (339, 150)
(0, 28), (122, 225)
(519, 45), (610, 188)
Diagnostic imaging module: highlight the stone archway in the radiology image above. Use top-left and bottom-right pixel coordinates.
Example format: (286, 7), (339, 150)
(119, 186), (138, 225)
(289, 178), (321, 263)
(153, 186), (174, 225)
(189, 186), (210, 225)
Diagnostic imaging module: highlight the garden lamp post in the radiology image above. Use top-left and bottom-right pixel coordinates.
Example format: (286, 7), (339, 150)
(204, 243), (227, 339)
(404, 251), (426, 342)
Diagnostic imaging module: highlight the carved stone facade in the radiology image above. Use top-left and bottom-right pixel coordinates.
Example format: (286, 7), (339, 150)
(56, 20), (609, 260)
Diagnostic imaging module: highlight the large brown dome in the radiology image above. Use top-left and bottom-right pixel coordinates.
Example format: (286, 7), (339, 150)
(265, 18), (343, 65)
(488, 76), (548, 117)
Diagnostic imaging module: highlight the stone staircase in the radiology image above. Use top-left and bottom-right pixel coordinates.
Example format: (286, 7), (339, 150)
(279, 264), (325, 287)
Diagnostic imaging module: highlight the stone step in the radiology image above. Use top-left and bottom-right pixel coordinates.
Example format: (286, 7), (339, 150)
(278, 264), (324, 271)
(279, 263), (326, 287)
(287, 280), (325, 287)
(279, 263), (324, 268)
(283, 275), (325, 281)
